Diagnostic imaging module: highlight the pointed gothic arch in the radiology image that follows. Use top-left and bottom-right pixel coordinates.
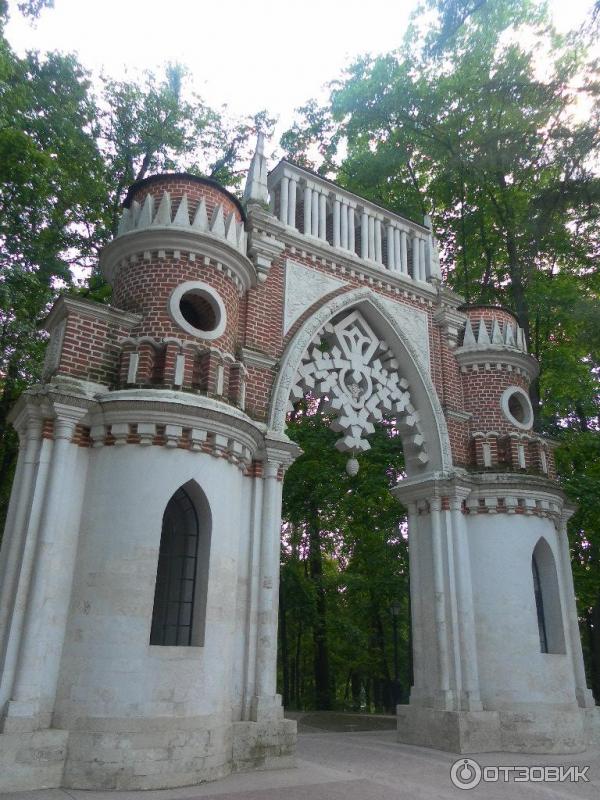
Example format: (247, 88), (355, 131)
(531, 537), (566, 655)
(150, 479), (212, 647)
(269, 286), (452, 475)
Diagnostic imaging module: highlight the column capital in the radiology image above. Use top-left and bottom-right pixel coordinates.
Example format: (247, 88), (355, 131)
(52, 403), (88, 440)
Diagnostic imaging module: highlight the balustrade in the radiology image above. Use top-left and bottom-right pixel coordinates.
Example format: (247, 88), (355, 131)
(268, 162), (441, 284)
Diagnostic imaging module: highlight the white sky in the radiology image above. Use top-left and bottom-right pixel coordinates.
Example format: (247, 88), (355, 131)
(5, 0), (596, 143)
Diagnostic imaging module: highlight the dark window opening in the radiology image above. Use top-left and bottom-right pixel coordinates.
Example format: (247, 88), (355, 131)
(180, 291), (217, 332)
(532, 555), (548, 653)
(150, 487), (200, 646)
(509, 392), (526, 423)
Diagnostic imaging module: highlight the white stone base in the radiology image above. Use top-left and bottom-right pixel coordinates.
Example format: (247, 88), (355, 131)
(232, 718), (297, 772)
(397, 703), (592, 754)
(0, 729), (68, 792)
(0, 716), (297, 792)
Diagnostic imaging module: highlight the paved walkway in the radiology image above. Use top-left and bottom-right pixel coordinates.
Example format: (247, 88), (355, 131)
(4, 728), (600, 800)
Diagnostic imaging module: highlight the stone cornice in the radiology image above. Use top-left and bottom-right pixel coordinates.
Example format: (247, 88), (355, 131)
(99, 227), (257, 292)
(43, 295), (142, 332)
(454, 346), (540, 380)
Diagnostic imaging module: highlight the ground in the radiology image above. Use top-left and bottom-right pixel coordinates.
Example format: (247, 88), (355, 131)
(3, 714), (599, 800)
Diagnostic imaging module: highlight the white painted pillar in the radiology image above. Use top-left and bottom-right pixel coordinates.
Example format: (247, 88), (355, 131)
(254, 459), (284, 703)
(419, 237), (426, 281)
(0, 417), (43, 670)
(340, 201), (349, 249)
(400, 230), (408, 274)
(0, 433), (53, 713)
(6, 406), (86, 726)
(241, 474), (264, 719)
(318, 193), (327, 241)
(374, 219), (382, 263)
(407, 504), (424, 698)
(368, 216), (375, 260)
(411, 235), (419, 279)
(361, 211), (369, 259)
(393, 228), (401, 271)
(429, 498), (452, 708)
(333, 198), (341, 248)
(449, 496), (482, 710)
(287, 178), (297, 228)
(312, 189), (320, 236)
(386, 224), (395, 270)
(348, 206), (355, 253)
(557, 518), (595, 708)
(303, 184), (312, 235)
(279, 176), (289, 225)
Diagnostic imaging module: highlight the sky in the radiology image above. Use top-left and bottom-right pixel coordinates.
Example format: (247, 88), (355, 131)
(5, 0), (597, 144)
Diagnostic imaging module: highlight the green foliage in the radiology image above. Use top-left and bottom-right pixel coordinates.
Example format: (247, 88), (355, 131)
(280, 406), (409, 711)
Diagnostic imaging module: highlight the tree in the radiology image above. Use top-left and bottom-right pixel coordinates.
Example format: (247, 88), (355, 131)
(280, 403), (408, 711)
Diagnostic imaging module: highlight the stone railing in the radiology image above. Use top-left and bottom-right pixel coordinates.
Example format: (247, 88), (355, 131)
(268, 161), (441, 284)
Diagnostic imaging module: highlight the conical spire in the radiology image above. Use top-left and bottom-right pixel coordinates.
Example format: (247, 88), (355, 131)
(243, 132), (269, 205)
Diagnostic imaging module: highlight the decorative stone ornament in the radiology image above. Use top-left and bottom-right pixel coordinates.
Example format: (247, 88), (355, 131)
(0, 138), (596, 795)
(345, 456), (359, 476)
(289, 308), (428, 464)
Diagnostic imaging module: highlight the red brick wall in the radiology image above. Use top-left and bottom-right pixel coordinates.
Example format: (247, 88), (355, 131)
(113, 252), (240, 356)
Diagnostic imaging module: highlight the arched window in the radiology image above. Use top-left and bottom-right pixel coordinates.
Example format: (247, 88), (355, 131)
(150, 482), (211, 646)
(531, 538), (566, 655)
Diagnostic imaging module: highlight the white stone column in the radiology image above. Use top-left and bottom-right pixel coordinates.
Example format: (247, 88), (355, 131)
(419, 238), (426, 281)
(386, 224), (395, 270)
(374, 218), (382, 263)
(429, 498), (452, 708)
(348, 205), (356, 253)
(279, 176), (289, 225)
(0, 433), (53, 713)
(368, 216), (375, 260)
(393, 228), (401, 271)
(361, 211), (369, 259)
(411, 235), (419, 279)
(449, 495), (482, 711)
(318, 193), (327, 241)
(557, 516), (595, 708)
(287, 177), (297, 228)
(340, 201), (349, 250)
(400, 230), (408, 274)
(311, 189), (319, 236)
(333, 198), (341, 248)
(5, 405), (87, 729)
(303, 184), (312, 235)
(254, 459), (284, 703)
(407, 503), (424, 700)
(0, 414), (43, 670)
(241, 474), (264, 720)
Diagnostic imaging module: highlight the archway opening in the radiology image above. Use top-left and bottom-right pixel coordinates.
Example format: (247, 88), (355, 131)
(275, 303), (440, 715)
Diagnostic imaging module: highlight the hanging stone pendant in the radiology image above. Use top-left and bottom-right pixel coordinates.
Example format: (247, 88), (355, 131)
(346, 457), (359, 477)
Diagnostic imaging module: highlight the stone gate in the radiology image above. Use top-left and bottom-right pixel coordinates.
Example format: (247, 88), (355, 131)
(0, 135), (597, 791)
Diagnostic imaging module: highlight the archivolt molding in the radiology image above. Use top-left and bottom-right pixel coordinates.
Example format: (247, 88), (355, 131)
(269, 286), (452, 473)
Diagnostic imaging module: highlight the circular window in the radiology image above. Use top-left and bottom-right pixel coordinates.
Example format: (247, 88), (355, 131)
(501, 386), (533, 430)
(169, 281), (226, 340)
